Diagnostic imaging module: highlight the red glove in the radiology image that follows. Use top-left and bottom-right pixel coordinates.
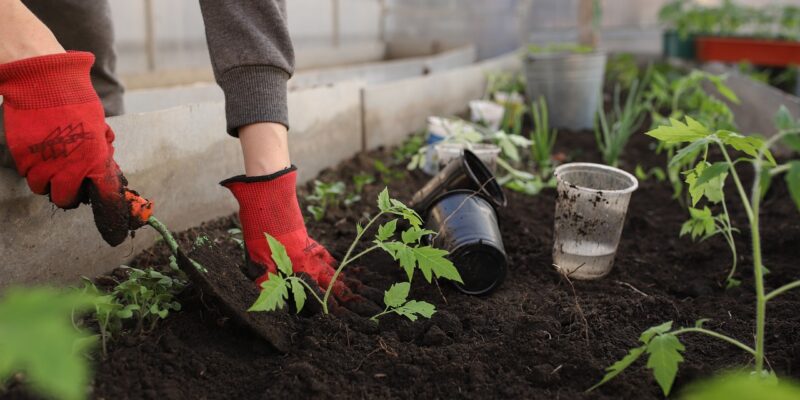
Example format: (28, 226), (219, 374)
(0, 51), (139, 246)
(221, 167), (353, 299)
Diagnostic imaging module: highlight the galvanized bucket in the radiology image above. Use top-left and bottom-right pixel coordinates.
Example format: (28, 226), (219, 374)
(523, 51), (607, 131)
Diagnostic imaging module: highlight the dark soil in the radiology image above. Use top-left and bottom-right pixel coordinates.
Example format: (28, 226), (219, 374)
(9, 131), (800, 400)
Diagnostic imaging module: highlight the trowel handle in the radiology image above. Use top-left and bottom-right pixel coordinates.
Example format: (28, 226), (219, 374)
(125, 189), (154, 226)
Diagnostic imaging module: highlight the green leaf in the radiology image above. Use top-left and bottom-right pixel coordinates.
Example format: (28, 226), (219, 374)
(718, 131), (773, 163)
(639, 321), (673, 344)
(760, 167), (774, 200)
(289, 278), (306, 314)
(376, 219), (398, 242)
(379, 242), (417, 281)
(683, 372), (800, 400)
(377, 188), (391, 211)
(695, 162), (729, 187)
(394, 300), (436, 321)
(411, 246), (463, 283)
(787, 161), (800, 213)
(0, 288), (98, 400)
(647, 117), (710, 144)
(587, 346), (647, 392)
(775, 105), (796, 131)
(401, 227), (435, 244)
(384, 282), (410, 308)
(265, 234), (293, 277)
(645, 333), (685, 396)
(249, 274), (289, 312)
(669, 138), (710, 168)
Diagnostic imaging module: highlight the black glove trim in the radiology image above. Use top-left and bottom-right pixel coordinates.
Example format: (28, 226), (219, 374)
(219, 165), (297, 186)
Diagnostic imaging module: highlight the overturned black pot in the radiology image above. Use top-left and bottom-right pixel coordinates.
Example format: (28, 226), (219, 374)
(425, 190), (507, 295)
(410, 149), (506, 218)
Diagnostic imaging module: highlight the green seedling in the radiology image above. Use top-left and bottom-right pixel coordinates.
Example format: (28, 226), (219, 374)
(79, 280), (139, 357)
(605, 53), (640, 90)
(590, 114), (800, 396)
(227, 228), (245, 250)
(530, 96), (558, 178)
(0, 287), (99, 400)
(393, 133), (425, 164)
(250, 188), (461, 317)
(306, 180), (360, 221)
(634, 164), (666, 182)
(374, 160), (404, 183)
(595, 71), (650, 167)
(370, 282), (435, 322)
(352, 173), (375, 194)
(485, 71), (526, 98)
(113, 267), (184, 334)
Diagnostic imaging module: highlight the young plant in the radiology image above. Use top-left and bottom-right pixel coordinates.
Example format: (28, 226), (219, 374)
(590, 114), (800, 396)
(250, 188), (462, 317)
(0, 287), (99, 400)
(113, 267), (184, 334)
(369, 282), (436, 322)
(594, 73), (649, 167)
(374, 160), (404, 183)
(306, 180), (360, 221)
(353, 172), (375, 194)
(79, 280), (138, 357)
(529, 96), (558, 178)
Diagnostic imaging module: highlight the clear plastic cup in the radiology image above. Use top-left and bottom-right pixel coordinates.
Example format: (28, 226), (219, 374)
(552, 163), (638, 280)
(435, 142), (501, 173)
(469, 100), (505, 131)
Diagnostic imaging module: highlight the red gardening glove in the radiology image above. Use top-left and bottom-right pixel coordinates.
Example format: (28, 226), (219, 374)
(221, 167), (357, 302)
(0, 51), (140, 246)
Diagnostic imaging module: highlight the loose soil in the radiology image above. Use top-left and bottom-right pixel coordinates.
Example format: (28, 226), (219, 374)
(8, 132), (800, 400)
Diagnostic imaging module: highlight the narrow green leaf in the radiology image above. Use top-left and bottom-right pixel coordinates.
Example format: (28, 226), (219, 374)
(289, 278), (306, 314)
(588, 346), (647, 392)
(646, 333), (685, 396)
(376, 219), (398, 242)
(384, 282), (410, 308)
(265, 234), (293, 277)
(249, 274), (289, 312)
(787, 161), (800, 213)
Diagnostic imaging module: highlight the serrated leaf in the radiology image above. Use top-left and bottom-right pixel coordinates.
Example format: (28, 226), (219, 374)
(640, 321), (673, 344)
(588, 346), (647, 392)
(384, 282), (410, 308)
(646, 333), (685, 396)
(787, 161), (800, 213)
(265, 234), (293, 277)
(401, 227), (435, 244)
(377, 188), (391, 211)
(647, 118), (709, 144)
(695, 162), (729, 187)
(395, 300), (436, 321)
(379, 242), (417, 280)
(376, 219), (398, 242)
(411, 246), (463, 283)
(289, 278), (306, 314)
(356, 223), (364, 236)
(249, 274), (288, 312)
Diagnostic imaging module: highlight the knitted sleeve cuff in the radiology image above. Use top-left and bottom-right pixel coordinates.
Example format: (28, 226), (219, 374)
(216, 65), (290, 137)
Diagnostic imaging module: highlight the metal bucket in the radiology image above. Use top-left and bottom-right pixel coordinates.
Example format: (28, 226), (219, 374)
(523, 51), (607, 131)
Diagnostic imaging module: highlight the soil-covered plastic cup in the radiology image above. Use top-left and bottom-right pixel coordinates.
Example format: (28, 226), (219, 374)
(469, 100), (505, 131)
(435, 142), (501, 173)
(410, 149), (507, 217)
(552, 163), (638, 280)
(425, 190), (507, 295)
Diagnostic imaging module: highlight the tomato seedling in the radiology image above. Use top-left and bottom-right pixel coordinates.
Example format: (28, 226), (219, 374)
(590, 114), (800, 396)
(250, 188), (462, 318)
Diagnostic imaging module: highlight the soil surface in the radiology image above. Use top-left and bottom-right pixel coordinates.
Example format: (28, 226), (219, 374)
(7, 131), (800, 400)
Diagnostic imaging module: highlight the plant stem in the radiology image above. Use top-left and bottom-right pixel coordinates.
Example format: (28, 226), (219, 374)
(370, 306), (392, 322)
(719, 192), (738, 284)
(765, 280), (800, 301)
(291, 277), (326, 308)
(672, 327), (757, 356)
(321, 212), (385, 313)
(146, 216), (206, 273)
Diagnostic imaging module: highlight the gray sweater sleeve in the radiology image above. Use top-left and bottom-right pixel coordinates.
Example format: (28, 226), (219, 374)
(198, 0), (295, 136)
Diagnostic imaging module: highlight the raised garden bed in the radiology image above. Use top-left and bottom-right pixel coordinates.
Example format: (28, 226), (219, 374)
(3, 128), (795, 399)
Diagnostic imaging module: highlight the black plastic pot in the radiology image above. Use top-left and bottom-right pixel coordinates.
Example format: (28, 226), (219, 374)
(410, 149), (506, 217)
(425, 190), (507, 295)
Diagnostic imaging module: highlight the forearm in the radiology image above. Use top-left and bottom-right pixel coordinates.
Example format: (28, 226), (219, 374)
(0, 0), (64, 64)
(198, 0), (295, 135)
